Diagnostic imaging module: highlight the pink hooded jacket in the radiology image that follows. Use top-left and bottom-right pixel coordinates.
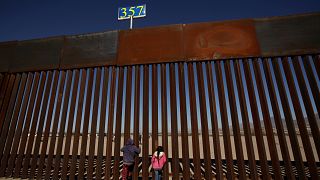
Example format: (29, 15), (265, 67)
(151, 151), (167, 170)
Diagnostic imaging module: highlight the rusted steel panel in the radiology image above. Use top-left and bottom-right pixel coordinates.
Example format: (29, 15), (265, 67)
(118, 25), (183, 66)
(160, 64), (169, 179)
(69, 69), (87, 180)
(10, 37), (63, 72)
(206, 62), (223, 179)
(142, 65), (149, 179)
(87, 68), (102, 179)
(184, 20), (261, 61)
(96, 67), (109, 180)
(0, 74), (15, 135)
(124, 67), (132, 144)
(0, 73), (27, 177)
(113, 67), (124, 180)
(2, 73), (33, 177)
(77, 68), (94, 179)
(252, 60), (282, 179)
(262, 59), (294, 179)
(281, 58), (318, 180)
(133, 65), (141, 179)
(61, 70), (80, 180)
(291, 57), (320, 158)
(60, 31), (118, 69)
(302, 56), (320, 116)
(36, 71), (59, 179)
(224, 61), (246, 179)
(215, 61), (235, 179)
(271, 58), (307, 179)
(255, 13), (320, 57)
(233, 61), (258, 179)
(0, 41), (16, 72)
(242, 60), (270, 179)
(52, 70), (73, 179)
(13, 72), (39, 178)
(44, 71), (66, 179)
(105, 67), (116, 180)
(21, 71), (46, 178)
(169, 63), (180, 180)
(187, 63), (202, 179)
(196, 63), (213, 179)
(178, 63), (191, 179)
(29, 71), (53, 178)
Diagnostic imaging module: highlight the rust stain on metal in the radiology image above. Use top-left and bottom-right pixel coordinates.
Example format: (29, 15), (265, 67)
(184, 20), (261, 60)
(118, 25), (184, 65)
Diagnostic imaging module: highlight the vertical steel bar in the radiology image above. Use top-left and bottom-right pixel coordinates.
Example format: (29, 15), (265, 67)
(69, 69), (87, 180)
(0, 73), (27, 177)
(215, 61), (235, 180)
(0, 73), (22, 158)
(105, 67), (116, 180)
(142, 65), (149, 179)
(151, 64), (158, 179)
(152, 64), (158, 153)
(161, 64), (169, 179)
(302, 56), (320, 116)
(96, 67), (109, 180)
(206, 62), (223, 180)
(312, 55), (320, 78)
(133, 65), (141, 179)
(233, 61), (258, 180)
(52, 70), (73, 179)
(187, 63), (202, 179)
(113, 67), (124, 180)
(35, 71), (60, 179)
(0, 75), (10, 110)
(60, 70), (80, 180)
(169, 63), (179, 180)
(292, 57), (320, 157)
(196, 62), (213, 180)
(271, 58), (307, 179)
(29, 71), (53, 178)
(262, 59), (294, 179)
(252, 60), (282, 179)
(43, 71), (67, 179)
(281, 58), (318, 180)
(0, 74), (16, 135)
(224, 61), (246, 179)
(77, 68), (94, 179)
(13, 72), (39, 178)
(21, 72), (46, 178)
(124, 66), (132, 144)
(242, 60), (270, 179)
(178, 63), (191, 179)
(87, 68), (102, 179)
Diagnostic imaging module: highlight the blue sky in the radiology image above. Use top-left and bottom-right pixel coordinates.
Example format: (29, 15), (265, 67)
(0, 0), (320, 42)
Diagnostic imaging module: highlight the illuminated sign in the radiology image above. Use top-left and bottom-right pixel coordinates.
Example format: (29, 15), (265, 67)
(118, 4), (146, 20)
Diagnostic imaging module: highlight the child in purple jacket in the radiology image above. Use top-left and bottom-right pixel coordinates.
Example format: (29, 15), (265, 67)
(121, 138), (140, 180)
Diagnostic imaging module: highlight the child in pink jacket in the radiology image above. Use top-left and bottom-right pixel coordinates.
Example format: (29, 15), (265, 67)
(151, 146), (167, 180)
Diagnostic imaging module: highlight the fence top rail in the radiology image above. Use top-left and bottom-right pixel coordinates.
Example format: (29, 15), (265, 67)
(0, 12), (319, 72)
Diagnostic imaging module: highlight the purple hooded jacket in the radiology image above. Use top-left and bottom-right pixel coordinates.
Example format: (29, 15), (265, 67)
(121, 138), (141, 164)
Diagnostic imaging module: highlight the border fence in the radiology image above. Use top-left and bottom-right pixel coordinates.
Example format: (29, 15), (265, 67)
(0, 13), (319, 179)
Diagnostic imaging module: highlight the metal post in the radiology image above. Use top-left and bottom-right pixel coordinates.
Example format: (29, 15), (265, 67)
(130, 15), (133, 29)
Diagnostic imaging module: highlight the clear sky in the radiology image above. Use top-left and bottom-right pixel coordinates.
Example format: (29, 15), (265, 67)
(0, 0), (320, 42)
